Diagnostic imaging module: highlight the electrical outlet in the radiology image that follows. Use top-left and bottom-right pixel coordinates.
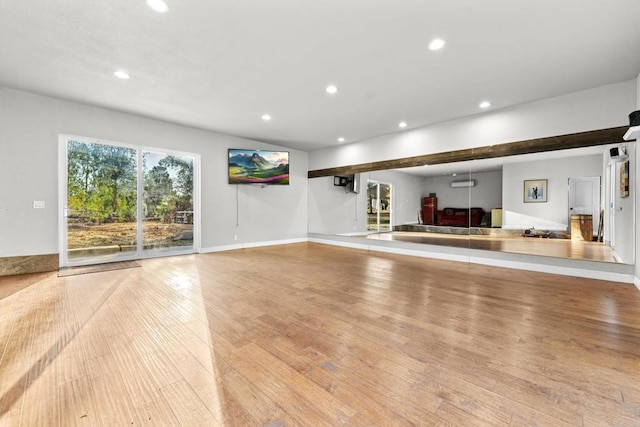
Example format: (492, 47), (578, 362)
(233, 235), (238, 241)
(33, 201), (45, 209)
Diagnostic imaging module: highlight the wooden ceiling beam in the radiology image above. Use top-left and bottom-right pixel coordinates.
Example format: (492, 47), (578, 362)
(308, 126), (628, 178)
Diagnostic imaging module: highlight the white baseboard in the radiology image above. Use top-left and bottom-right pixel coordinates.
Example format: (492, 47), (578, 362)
(613, 252), (624, 264)
(372, 245), (471, 263)
(308, 238), (470, 264)
(309, 237), (634, 284)
(200, 238), (308, 253)
(468, 256), (634, 284)
(200, 236), (636, 285)
(307, 238), (367, 250)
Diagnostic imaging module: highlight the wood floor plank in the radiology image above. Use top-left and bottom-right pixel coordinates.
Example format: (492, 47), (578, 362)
(160, 379), (220, 426)
(238, 342), (358, 424)
(229, 349), (337, 426)
(1, 242), (639, 425)
(90, 372), (139, 425)
(217, 368), (286, 425)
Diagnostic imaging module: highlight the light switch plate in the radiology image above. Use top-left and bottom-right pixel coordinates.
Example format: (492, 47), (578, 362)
(33, 200), (45, 209)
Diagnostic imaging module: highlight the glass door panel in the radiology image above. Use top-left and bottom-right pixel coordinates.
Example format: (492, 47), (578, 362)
(379, 183), (391, 231)
(367, 180), (392, 232)
(62, 136), (198, 267)
(142, 151), (195, 255)
(66, 140), (138, 264)
(367, 181), (378, 231)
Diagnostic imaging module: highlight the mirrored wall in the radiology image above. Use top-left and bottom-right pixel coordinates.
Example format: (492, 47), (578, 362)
(308, 142), (635, 264)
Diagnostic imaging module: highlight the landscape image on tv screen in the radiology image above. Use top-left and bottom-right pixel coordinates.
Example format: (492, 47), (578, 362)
(228, 149), (290, 185)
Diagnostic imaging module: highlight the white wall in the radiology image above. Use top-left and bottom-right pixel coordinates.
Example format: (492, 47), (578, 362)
(634, 72), (640, 281)
(611, 144), (635, 264)
(470, 170), (503, 212)
(307, 169), (424, 235)
(308, 80), (636, 271)
(422, 170), (502, 213)
(502, 154), (602, 230)
(422, 175), (470, 210)
(309, 80), (635, 170)
(0, 87), (308, 258)
(308, 176), (364, 235)
(368, 169), (424, 226)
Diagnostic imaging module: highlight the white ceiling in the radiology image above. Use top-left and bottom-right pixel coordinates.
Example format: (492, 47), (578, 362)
(1, 0), (639, 152)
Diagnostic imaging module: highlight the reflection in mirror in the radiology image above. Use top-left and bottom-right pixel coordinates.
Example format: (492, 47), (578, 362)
(367, 180), (392, 232)
(308, 143), (634, 264)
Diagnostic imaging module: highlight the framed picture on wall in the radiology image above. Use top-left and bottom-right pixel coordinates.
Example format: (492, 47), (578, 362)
(524, 179), (548, 203)
(620, 160), (629, 198)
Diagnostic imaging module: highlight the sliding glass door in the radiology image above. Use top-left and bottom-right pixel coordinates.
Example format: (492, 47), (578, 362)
(142, 151), (194, 255)
(60, 136), (198, 267)
(367, 180), (392, 232)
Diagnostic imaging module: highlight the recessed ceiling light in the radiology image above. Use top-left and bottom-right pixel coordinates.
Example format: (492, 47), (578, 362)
(146, 0), (169, 13)
(113, 70), (130, 79)
(399, 121), (407, 128)
(338, 137), (345, 142)
(326, 85), (338, 95)
(428, 38), (446, 51)
(261, 114), (271, 121)
(479, 101), (491, 109)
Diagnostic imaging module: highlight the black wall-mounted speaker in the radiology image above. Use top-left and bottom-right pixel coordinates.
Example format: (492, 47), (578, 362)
(630, 110), (640, 127)
(610, 147), (620, 157)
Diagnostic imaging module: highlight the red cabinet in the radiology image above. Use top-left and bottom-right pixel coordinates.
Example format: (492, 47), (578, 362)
(422, 197), (437, 225)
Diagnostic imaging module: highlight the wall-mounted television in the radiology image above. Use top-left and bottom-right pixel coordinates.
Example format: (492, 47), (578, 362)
(228, 149), (290, 185)
(333, 174), (360, 193)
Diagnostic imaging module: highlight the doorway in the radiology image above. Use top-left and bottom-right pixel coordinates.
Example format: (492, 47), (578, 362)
(568, 176), (601, 238)
(59, 136), (199, 267)
(367, 180), (392, 232)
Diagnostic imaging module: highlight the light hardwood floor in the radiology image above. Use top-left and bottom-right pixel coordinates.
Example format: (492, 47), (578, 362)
(1, 242), (639, 426)
(366, 232), (618, 263)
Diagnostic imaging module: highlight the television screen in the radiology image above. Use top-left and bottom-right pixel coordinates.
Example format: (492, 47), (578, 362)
(228, 149), (289, 185)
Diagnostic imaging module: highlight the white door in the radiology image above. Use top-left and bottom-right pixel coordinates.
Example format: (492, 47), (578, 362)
(568, 176), (601, 236)
(607, 165), (615, 248)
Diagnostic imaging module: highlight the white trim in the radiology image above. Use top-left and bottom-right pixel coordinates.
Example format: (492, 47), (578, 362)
(468, 256), (633, 284)
(623, 125), (640, 141)
(58, 133), (201, 267)
(367, 179), (393, 233)
(613, 252), (624, 264)
(189, 236), (635, 284)
(200, 237), (308, 253)
(309, 237), (634, 284)
(367, 245), (470, 263)
(136, 149), (144, 258)
(57, 136), (67, 267)
(337, 232), (371, 237)
(193, 154), (202, 253)
(308, 237), (470, 263)
(308, 238), (370, 251)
